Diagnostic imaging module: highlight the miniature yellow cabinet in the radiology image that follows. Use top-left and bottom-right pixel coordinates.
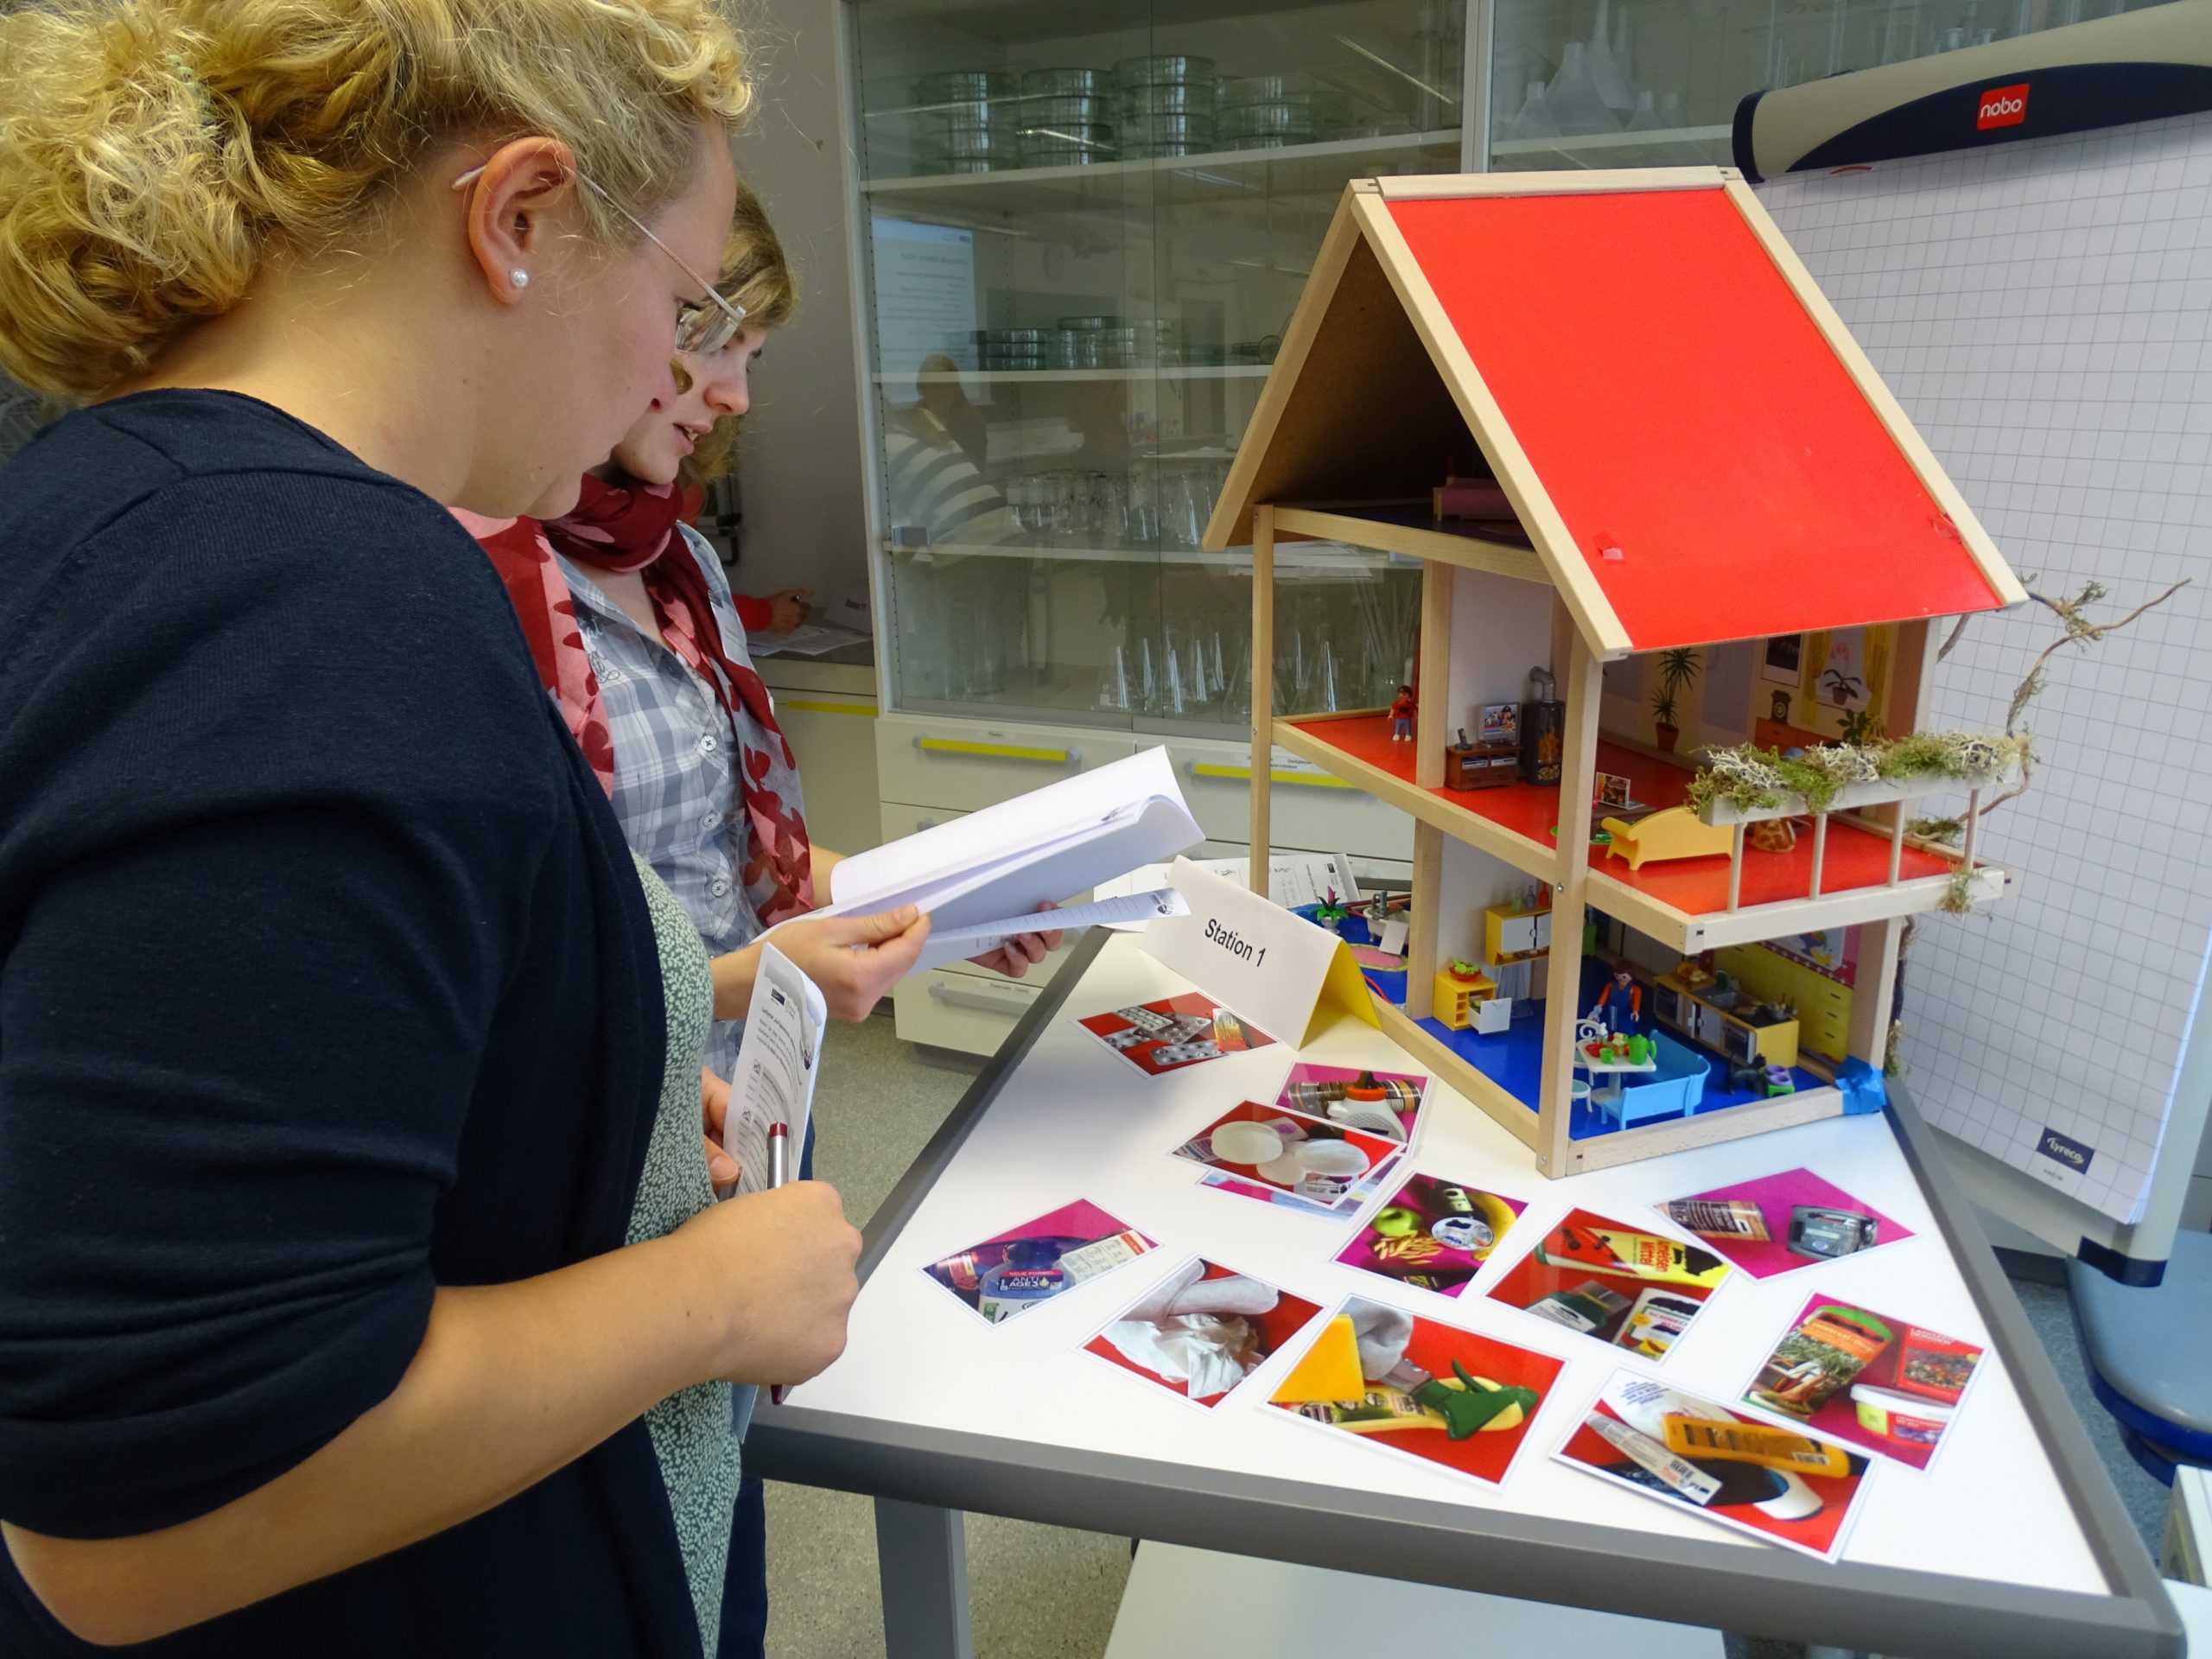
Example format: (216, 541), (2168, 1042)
(1211, 168), (2026, 1176)
(1431, 962), (1497, 1030)
(1484, 902), (1550, 963)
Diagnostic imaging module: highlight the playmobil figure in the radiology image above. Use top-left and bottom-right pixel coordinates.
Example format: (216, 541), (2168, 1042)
(1389, 684), (1415, 741)
(1589, 968), (1643, 1035)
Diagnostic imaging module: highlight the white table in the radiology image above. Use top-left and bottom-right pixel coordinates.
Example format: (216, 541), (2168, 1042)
(751, 933), (2183, 1659)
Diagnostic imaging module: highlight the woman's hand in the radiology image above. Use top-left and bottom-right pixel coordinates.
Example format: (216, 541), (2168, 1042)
(764, 906), (931, 1021)
(701, 1067), (738, 1193)
(763, 588), (812, 633)
(672, 1181), (861, 1385)
(965, 905), (1064, 979)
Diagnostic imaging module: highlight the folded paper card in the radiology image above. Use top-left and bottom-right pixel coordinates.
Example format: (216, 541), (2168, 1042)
(1138, 856), (1378, 1047)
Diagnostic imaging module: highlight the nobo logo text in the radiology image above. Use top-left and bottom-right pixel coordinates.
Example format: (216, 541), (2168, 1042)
(1977, 82), (2029, 129)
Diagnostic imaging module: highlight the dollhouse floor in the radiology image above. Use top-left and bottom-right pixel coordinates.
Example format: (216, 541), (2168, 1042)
(1412, 999), (1825, 1141)
(1288, 714), (1955, 914)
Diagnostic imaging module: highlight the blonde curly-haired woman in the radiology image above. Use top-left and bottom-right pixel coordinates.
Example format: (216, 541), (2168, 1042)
(0, 3), (876, 1655)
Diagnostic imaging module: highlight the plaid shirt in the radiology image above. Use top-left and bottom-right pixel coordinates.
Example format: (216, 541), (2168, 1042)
(561, 524), (794, 1080)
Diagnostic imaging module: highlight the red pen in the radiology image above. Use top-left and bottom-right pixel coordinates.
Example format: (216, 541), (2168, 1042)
(768, 1122), (791, 1404)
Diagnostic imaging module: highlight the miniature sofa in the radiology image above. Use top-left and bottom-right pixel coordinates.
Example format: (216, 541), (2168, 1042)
(1602, 1030), (1710, 1128)
(1601, 805), (1732, 870)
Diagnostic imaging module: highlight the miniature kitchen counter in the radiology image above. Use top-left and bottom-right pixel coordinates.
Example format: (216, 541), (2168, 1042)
(747, 932), (2180, 1659)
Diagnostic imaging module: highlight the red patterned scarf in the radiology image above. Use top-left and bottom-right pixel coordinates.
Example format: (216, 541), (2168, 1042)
(461, 474), (814, 925)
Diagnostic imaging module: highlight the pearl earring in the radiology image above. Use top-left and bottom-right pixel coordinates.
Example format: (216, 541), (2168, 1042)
(509, 269), (530, 289)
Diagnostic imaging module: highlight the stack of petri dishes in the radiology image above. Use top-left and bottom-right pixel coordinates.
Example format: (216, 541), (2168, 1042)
(1016, 67), (1116, 167)
(1217, 73), (1351, 149)
(914, 70), (1018, 174)
(1115, 61), (1217, 159)
(976, 327), (1049, 372)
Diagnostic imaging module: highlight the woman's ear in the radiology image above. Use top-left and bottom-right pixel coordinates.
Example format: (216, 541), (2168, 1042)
(456, 137), (580, 307)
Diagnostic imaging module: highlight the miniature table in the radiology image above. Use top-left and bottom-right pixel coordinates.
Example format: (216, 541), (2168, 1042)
(749, 932), (2181, 1659)
(1575, 1040), (1659, 1104)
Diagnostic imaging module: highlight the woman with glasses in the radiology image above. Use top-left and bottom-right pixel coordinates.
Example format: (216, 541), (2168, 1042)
(467, 181), (1060, 1659)
(0, 3), (861, 1655)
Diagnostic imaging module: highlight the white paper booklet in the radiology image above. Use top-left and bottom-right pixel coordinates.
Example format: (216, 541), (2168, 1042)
(721, 943), (825, 1196)
(809, 747), (1202, 973)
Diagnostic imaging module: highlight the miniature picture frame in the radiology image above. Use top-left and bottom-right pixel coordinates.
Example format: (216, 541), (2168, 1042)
(1479, 702), (1519, 745)
(1596, 771), (1633, 808)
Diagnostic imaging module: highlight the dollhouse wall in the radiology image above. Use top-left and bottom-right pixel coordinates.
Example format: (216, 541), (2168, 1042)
(1595, 627), (1912, 758)
(1435, 836), (1552, 1001)
(1443, 571), (1554, 742)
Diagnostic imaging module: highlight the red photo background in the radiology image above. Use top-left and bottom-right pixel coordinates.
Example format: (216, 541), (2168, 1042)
(1486, 1207), (1724, 1349)
(1084, 1260), (1323, 1408)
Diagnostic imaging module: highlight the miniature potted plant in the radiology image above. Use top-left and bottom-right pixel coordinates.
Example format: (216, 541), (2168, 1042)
(1649, 646), (1701, 752)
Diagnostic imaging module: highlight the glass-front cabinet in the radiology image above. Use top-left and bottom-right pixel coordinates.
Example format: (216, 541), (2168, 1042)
(1490, 0), (2169, 171)
(849, 0), (1459, 740)
(844, 0), (2148, 742)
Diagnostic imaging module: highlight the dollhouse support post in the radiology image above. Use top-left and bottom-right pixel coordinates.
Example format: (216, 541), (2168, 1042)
(1415, 562), (1452, 789)
(1809, 813), (1829, 899)
(1535, 630), (1604, 1174)
(1726, 826), (1745, 911)
(1887, 817), (1905, 886)
(1961, 788), (1981, 872)
(1249, 506), (1275, 893)
(1406, 822), (1444, 1020)
(1849, 914), (1907, 1077)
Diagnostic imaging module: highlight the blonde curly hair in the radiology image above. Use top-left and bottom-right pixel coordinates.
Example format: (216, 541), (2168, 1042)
(0, 0), (751, 398)
(676, 175), (792, 492)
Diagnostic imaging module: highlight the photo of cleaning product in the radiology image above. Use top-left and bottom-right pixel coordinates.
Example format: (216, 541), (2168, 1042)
(1738, 1293), (1984, 1471)
(1555, 1370), (1872, 1560)
(1077, 992), (1277, 1078)
(1268, 1295), (1565, 1488)
(1486, 1209), (1731, 1352)
(922, 1198), (1157, 1326)
(1616, 1287), (1704, 1359)
(1663, 1198), (1770, 1243)
(1334, 1174), (1526, 1297)
(1656, 1168), (1915, 1279)
(1275, 1062), (1431, 1145)
(1177, 1100), (1403, 1218)
(1083, 1257), (1322, 1409)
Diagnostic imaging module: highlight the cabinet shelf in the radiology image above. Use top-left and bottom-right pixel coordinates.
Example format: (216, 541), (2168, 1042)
(861, 130), (1463, 216)
(1489, 124), (1732, 162)
(879, 367), (1275, 385)
(887, 537), (1390, 572)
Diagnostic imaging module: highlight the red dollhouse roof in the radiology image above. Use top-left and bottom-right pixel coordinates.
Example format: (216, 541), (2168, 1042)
(1207, 171), (2024, 654)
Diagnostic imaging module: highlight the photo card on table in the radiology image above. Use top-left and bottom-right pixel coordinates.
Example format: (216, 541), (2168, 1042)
(1657, 1168), (1916, 1279)
(1082, 1257), (1325, 1410)
(1336, 1174), (1527, 1299)
(1175, 1102), (1403, 1219)
(1273, 1061), (1430, 1147)
(920, 1198), (1157, 1326)
(1077, 992), (1277, 1078)
(1485, 1207), (1731, 1360)
(1555, 1370), (1873, 1560)
(1738, 1293), (1985, 1471)
(1266, 1294), (1566, 1490)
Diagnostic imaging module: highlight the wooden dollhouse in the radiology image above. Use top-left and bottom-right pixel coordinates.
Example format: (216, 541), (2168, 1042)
(1206, 167), (2028, 1177)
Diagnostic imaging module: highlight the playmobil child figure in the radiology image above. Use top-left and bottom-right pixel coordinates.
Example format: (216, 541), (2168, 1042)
(1591, 969), (1643, 1035)
(1389, 684), (1416, 741)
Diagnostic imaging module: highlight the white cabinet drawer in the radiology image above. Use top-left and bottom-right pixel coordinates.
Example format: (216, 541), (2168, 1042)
(892, 967), (1044, 1057)
(1167, 742), (1414, 862)
(875, 714), (1137, 812)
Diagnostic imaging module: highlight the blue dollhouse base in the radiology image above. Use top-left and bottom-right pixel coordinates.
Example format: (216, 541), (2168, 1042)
(1413, 1001), (1824, 1141)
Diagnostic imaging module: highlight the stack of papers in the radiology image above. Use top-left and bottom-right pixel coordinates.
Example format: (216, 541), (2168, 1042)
(790, 747), (1204, 973)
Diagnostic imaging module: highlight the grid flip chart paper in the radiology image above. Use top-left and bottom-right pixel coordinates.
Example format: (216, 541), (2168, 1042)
(1759, 112), (2212, 1224)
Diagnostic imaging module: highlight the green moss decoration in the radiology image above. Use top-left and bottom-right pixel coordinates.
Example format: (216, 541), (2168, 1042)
(1688, 732), (2028, 821)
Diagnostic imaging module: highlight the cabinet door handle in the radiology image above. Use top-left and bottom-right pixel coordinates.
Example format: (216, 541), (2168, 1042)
(916, 737), (1082, 767)
(927, 981), (1035, 1016)
(1187, 761), (1357, 790)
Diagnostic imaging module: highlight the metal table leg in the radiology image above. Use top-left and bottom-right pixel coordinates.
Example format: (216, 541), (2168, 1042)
(874, 1497), (976, 1659)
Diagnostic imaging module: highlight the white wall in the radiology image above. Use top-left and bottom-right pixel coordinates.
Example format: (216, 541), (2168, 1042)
(1442, 570), (1554, 747)
(728, 4), (871, 608)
